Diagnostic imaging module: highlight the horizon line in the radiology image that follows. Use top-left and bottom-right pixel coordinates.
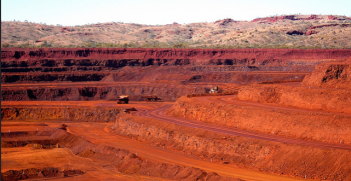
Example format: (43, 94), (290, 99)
(1, 13), (350, 27)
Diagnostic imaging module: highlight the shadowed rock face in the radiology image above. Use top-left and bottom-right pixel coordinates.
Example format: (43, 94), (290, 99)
(286, 30), (305, 35)
(1, 167), (85, 181)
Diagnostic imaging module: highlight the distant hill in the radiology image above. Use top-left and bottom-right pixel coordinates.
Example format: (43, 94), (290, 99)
(1, 14), (351, 49)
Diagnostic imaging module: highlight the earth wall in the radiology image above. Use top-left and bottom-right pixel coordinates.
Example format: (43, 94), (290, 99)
(2, 48), (351, 61)
(166, 96), (351, 144)
(302, 61), (351, 89)
(1, 107), (123, 122)
(114, 114), (351, 180)
(237, 84), (351, 113)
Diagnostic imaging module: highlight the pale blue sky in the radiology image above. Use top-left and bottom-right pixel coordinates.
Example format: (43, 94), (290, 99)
(2, 0), (351, 26)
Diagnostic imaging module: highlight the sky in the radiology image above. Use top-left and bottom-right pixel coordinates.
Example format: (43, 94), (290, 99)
(2, 0), (351, 26)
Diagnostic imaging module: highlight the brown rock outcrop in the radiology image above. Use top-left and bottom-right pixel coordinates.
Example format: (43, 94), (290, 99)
(302, 61), (351, 89)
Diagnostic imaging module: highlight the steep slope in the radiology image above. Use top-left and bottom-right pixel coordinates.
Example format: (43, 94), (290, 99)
(302, 57), (351, 89)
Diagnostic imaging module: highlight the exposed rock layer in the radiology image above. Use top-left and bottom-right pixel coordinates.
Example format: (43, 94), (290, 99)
(167, 96), (351, 144)
(237, 84), (351, 113)
(302, 60), (351, 89)
(2, 48), (351, 61)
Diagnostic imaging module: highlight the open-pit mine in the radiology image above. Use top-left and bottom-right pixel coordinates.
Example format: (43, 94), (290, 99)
(1, 48), (351, 181)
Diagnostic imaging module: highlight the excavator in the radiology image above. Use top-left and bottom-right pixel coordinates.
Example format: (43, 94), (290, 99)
(143, 95), (162, 102)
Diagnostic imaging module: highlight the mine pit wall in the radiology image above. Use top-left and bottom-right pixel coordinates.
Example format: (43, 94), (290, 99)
(1, 63), (315, 73)
(166, 97), (351, 144)
(3, 48), (349, 87)
(114, 114), (351, 180)
(0, 58), (322, 73)
(2, 48), (351, 61)
(1, 84), (212, 101)
(1, 139), (59, 148)
(1, 167), (85, 181)
(1, 73), (107, 83)
(302, 62), (351, 89)
(237, 84), (351, 114)
(2, 48), (351, 77)
(0, 71), (307, 102)
(1, 70), (306, 84)
(1, 107), (122, 122)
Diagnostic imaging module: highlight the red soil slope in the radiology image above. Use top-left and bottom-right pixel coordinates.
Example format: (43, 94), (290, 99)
(237, 84), (351, 113)
(302, 57), (351, 89)
(167, 96), (351, 144)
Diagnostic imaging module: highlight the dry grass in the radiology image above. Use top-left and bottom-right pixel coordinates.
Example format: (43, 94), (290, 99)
(1, 14), (351, 49)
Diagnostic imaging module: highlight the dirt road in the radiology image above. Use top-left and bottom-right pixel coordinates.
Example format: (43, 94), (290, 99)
(134, 96), (350, 150)
(67, 122), (305, 181)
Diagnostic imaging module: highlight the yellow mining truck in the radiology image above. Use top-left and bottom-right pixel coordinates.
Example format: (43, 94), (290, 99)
(143, 95), (162, 102)
(117, 95), (129, 104)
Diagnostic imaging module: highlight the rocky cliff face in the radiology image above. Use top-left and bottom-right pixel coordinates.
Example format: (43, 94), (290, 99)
(302, 59), (351, 89)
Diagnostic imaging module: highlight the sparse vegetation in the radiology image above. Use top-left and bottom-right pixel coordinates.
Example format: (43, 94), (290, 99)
(1, 14), (351, 49)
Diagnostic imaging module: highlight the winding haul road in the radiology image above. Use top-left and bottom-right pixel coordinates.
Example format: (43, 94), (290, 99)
(66, 94), (350, 180)
(68, 123), (306, 181)
(134, 95), (351, 151)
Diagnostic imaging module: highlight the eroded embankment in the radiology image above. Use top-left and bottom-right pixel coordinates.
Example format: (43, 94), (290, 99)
(0, 68), (307, 84)
(166, 96), (351, 144)
(1, 84), (210, 101)
(1, 106), (123, 122)
(113, 114), (351, 180)
(302, 61), (351, 89)
(1, 167), (85, 181)
(237, 84), (351, 113)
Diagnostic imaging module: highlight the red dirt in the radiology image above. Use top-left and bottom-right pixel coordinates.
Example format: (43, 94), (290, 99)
(237, 84), (351, 113)
(2, 48), (351, 181)
(302, 60), (351, 89)
(111, 113), (351, 180)
(67, 122), (305, 181)
(167, 96), (351, 144)
(1, 124), (240, 181)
